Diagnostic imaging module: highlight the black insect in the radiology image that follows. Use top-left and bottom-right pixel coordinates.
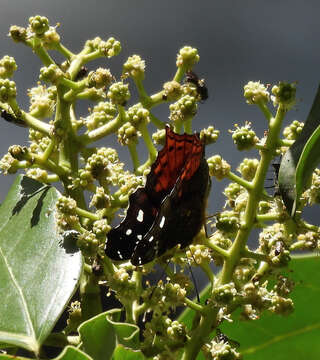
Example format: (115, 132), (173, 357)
(185, 70), (209, 101)
(1, 109), (26, 127)
(214, 329), (240, 348)
(75, 66), (88, 81)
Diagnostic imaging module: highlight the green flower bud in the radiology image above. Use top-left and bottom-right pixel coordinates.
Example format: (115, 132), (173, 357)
(0, 153), (19, 174)
(258, 200), (272, 214)
(77, 230), (99, 256)
(207, 155), (231, 180)
(162, 81), (183, 101)
(117, 122), (139, 146)
(244, 81), (270, 105)
(231, 123), (258, 151)
(270, 295), (294, 316)
(306, 169), (320, 205)
(93, 101), (117, 116)
(42, 27), (61, 49)
(39, 64), (64, 84)
(107, 81), (130, 106)
(122, 55), (145, 80)
(66, 301), (82, 332)
(283, 120), (304, 140)
(56, 196), (80, 230)
(152, 128), (166, 146)
(8, 145), (28, 161)
(28, 84), (56, 118)
(224, 183), (242, 201)
(237, 158), (259, 181)
(87, 36), (121, 57)
(271, 82), (296, 110)
(9, 25), (27, 43)
(185, 244), (211, 265)
(0, 56), (17, 79)
(216, 211), (239, 234)
(200, 126), (220, 145)
(0, 78), (16, 101)
(127, 103), (150, 127)
(87, 68), (114, 89)
(176, 46), (199, 69)
(92, 219), (111, 238)
(26, 168), (49, 183)
(209, 231), (232, 266)
(29, 16), (50, 35)
(169, 94), (197, 123)
(85, 111), (110, 131)
(212, 282), (237, 304)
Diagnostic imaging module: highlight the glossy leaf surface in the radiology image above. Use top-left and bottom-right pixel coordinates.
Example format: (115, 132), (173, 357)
(0, 176), (82, 354)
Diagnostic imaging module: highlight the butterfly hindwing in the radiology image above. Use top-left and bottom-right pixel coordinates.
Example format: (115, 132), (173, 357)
(105, 188), (157, 261)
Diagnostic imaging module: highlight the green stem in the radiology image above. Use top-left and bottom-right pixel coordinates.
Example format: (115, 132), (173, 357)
(54, 43), (75, 60)
(21, 111), (53, 135)
(203, 237), (229, 259)
(257, 100), (273, 122)
(219, 104), (287, 284)
(75, 207), (100, 221)
(79, 270), (102, 320)
(256, 212), (281, 222)
(227, 171), (253, 190)
(182, 308), (218, 360)
(241, 248), (268, 262)
(149, 112), (165, 129)
(128, 142), (140, 173)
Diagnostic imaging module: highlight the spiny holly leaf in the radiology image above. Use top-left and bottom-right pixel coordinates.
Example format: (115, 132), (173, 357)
(278, 84), (320, 216)
(0, 176), (82, 355)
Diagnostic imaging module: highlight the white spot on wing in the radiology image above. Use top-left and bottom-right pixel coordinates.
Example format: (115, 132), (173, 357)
(137, 209), (144, 222)
(117, 250), (123, 259)
(159, 216), (165, 228)
(126, 229), (132, 235)
(137, 234), (142, 240)
(148, 236), (154, 243)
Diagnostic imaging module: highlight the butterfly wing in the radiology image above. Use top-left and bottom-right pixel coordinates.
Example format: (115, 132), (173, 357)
(105, 188), (157, 261)
(131, 141), (210, 266)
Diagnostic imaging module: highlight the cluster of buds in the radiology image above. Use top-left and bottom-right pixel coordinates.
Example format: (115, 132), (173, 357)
(283, 120), (304, 140)
(231, 122), (258, 151)
(271, 82), (296, 110)
(142, 313), (187, 358)
(84, 101), (117, 131)
(258, 224), (291, 266)
(169, 94), (198, 123)
(207, 155), (231, 180)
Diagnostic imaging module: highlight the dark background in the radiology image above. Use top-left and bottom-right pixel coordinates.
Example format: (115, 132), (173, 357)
(0, 0), (319, 227)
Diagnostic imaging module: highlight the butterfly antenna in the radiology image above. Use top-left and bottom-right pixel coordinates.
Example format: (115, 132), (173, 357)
(187, 246), (200, 303)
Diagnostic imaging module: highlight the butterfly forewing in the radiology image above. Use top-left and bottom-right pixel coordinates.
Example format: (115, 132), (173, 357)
(105, 126), (210, 265)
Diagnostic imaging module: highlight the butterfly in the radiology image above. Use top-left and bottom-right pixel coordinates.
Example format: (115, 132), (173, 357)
(105, 125), (210, 265)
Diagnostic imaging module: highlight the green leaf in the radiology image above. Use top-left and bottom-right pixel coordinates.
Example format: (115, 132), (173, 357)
(78, 311), (117, 360)
(106, 309), (140, 351)
(54, 345), (93, 360)
(112, 345), (145, 360)
(79, 308), (140, 360)
(0, 354), (31, 360)
(179, 255), (320, 359)
(278, 84), (320, 215)
(0, 176), (83, 354)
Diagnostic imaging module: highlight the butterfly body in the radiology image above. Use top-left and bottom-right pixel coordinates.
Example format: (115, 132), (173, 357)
(105, 126), (210, 265)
